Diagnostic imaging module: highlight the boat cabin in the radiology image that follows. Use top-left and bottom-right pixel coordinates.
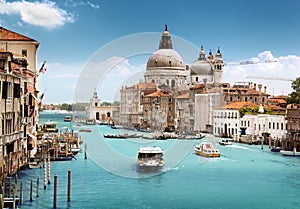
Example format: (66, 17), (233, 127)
(137, 147), (164, 160)
(43, 120), (58, 132)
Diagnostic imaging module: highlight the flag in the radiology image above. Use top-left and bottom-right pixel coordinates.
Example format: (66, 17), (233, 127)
(38, 93), (44, 107)
(39, 61), (46, 73)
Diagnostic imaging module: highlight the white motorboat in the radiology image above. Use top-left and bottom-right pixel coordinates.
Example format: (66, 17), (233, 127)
(280, 148), (300, 156)
(137, 146), (165, 171)
(218, 138), (233, 146)
(194, 142), (220, 157)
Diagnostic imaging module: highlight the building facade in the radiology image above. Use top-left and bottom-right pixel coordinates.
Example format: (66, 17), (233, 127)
(283, 104), (300, 151)
(0, 27), (39, 177)
(85, 90), (113, 124)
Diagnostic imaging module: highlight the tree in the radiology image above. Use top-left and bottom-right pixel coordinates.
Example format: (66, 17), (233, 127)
(287, 77), (300, 104)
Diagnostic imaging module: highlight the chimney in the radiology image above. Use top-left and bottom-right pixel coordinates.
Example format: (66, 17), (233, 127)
(253, 83), (256, 91)
(264, 86), (267, 94)
(258, 84), (262, 92)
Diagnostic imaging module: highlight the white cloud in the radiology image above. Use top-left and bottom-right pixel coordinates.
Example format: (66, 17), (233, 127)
(64, 0), (100, 9)
(223, 51), (300, 96)
(0, 0), (74, 29)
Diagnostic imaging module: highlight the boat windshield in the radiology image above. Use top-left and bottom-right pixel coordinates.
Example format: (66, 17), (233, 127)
(138, 153), (163, 159)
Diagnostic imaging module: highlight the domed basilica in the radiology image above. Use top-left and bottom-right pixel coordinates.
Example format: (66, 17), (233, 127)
(119, 26), (225, 133)
(144, 25), (187, 90)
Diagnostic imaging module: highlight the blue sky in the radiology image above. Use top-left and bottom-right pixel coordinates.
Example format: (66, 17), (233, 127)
(1, 0), (300, 103)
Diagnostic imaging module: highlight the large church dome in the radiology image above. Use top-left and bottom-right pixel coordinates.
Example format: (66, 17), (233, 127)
(144, 25), (187, 89)
(146, 25), (184, 70)
(146, 49), (184, 69)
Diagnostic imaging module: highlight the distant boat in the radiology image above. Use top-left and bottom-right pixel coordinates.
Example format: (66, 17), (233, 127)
(42, 120), (58, 133)
(136, 146), (165, 171)
(280, 148), (300, 156)
(111, 125), (123, 129)
(50, 156), (74, 161)
(103, 134), (127, 139)
(270, 146), (281, 152)
(28, 161), (42, 169)
(218, 138), (233, 146)
(194, 142), (220, 157)
(86, 119), (96, 125)
(79, 129), (92, 132)
(64, 116), (72, 122)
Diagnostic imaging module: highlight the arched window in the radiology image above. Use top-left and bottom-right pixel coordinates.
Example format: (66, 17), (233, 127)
(96, 112), (100, 120)
(171, 80), (175, 88)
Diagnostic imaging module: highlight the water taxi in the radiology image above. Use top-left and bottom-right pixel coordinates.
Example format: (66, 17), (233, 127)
(194, 142), (220, 157)
(137, 146), (165, 171)
(218, 138), (233, 146)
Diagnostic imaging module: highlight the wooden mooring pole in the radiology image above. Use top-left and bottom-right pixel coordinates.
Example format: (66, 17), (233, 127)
(19, 182), (23, 205)
(1, 180), (4, 209)
(48, 153), (51, 184)
(36, 176), (40, 197)
(67, 170), (71, 202)
(30, 179), (33, 202)
(53, 175), (57, 208)
(84, 143), (87, 159)
(44, 156), (47, 190)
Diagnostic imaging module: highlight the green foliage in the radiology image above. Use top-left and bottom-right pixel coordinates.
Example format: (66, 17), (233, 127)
(60, 103), (72, 111)
(239, 106), (273, 117)
(287, 77), (300, 104)
(101, 102), (112, 106)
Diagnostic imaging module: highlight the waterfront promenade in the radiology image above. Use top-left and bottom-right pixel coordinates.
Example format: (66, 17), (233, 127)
(5, 112), (300, 209)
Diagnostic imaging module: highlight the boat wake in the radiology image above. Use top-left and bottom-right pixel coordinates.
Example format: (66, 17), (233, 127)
(229, 144), (251, 150)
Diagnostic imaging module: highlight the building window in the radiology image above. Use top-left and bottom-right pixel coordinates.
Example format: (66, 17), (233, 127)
(195, 77), (198, 82)
(171, 80), (175, 88)
(22, 49), (27, 57)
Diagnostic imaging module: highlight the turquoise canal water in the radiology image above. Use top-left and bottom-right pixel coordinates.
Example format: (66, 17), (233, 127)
(13, 111), (300, 209)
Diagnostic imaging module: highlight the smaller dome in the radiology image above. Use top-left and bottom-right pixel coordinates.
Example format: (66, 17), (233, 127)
(162, 31), (170, 36)
(190, 60), (214, 75)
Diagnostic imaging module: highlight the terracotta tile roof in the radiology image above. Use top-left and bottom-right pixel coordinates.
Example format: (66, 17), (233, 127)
(219, 102), (258, 109)
(190, 84), (205, 90)
(0, 27), (36, 41)
(176, 92), (190, 99)
(145, 91), (171, 97)
(268, 98), (286, 104)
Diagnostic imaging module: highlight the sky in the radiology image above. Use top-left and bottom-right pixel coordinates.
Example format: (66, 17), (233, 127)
(0, 0), (300, 104)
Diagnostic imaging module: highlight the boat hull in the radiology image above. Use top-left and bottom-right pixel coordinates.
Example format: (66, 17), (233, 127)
(280, 150), (300, 156)
(194, 142), (220, 157)
(194, 149), (220, 157)
(136, 164), (164, 172)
